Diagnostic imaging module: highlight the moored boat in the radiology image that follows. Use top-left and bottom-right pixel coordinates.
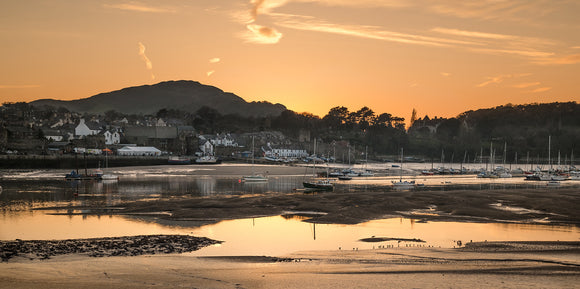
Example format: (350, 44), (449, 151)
(195, 155), (222, 164)
(303, 179), (334, 191)
(168, 156), (191, 165)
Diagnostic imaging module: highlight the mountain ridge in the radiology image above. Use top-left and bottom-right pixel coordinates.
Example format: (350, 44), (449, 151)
(30, 80), (287, 117)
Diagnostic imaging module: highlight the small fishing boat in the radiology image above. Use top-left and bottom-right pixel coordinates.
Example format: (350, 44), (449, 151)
(168, 156), (191, 165)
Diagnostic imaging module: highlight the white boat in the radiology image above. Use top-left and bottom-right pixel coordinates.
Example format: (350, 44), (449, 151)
(242, 136), (268, 182)
(303, 139), (333, 191)
(392, 180), (416, 189)
(195, 155), (221, 164)
(242, 174), (268, 182)
(100, 174), (119, 181)
(392, 148), (420, 188)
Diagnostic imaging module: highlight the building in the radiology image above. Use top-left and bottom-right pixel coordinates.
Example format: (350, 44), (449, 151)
(74, 119), (101, 138)
(103, 130), (121, 145)
(117, 146), (161, 156)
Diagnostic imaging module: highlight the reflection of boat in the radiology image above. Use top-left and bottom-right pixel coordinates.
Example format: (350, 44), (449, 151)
(195, 155), (222, 164)
(546, 180), (561, 187)
(168, 156), (191, 165)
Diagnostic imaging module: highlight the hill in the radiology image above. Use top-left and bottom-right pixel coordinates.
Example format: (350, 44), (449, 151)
(30, 80), (286, 117)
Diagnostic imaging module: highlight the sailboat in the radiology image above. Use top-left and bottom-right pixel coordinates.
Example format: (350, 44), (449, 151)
(242, 136), (268, 182)
(358, 146), (374, 177)
(392, 148), (416, 188)
(100, 149), (119, 181)
(303, 139), (334, 191)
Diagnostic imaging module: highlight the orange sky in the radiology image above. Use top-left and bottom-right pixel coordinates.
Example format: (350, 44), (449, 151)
(1, 0), (579, 121)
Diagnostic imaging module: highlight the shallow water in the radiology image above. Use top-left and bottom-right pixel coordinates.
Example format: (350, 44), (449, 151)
(1, 165), (579, 256)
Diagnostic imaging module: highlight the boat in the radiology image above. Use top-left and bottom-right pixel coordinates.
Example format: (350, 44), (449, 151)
(100, 174), (119, 181)
(168, 156), (191, 165)
(338, 175), (352, 181)
(65, 169), (103, 181)
(303, 139), (334, 191)
(392, 148), (419, 188)
(303, 179), (334, 190)
(100, 150), (118, 181)
(242, 136), (268, 182)
(195, 155), (222, 164)
(242, 174), (268, 182)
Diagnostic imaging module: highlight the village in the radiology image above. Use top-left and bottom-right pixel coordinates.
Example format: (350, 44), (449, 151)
(0, 103), (319, 164)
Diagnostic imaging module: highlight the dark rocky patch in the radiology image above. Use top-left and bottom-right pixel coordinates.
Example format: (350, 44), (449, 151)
(0, 235), (222, 261)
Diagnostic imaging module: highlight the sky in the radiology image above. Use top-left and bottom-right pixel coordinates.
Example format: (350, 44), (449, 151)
(1, 0), (579, 121)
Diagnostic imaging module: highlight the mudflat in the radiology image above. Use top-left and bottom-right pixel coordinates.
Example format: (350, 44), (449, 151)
(1, 164), (579, 288)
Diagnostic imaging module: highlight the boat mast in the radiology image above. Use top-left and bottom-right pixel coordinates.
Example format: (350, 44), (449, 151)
(400, 148), (403, 182)
(548, 135), (552, 171)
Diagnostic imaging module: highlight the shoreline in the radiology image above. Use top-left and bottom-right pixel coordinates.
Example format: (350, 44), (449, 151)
(1, 241), (578, 288)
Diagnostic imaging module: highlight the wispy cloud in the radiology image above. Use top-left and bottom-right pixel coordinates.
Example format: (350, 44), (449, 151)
(533, 53), (580, 65)
(233, 0), (571, 66)
(440, 72), (451, 77)
(432, 27), (556, 60)
(0, 85), (40, 89)
(531, 87), (552, 93)
(104, 2), (176, 13)
(426, 0), (557, 23)
(240, 24), (283, 44)
(209, 58), (221, 63)
(477, 73), (531, 87)
(513, 82), (540, 89)
(207, 70), (215, 77)
(138, 42), (155, 80)
(275, 16), (462, 47)
(238, 0), (285, 44)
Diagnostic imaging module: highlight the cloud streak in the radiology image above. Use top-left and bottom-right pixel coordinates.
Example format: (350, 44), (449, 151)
(138, 42), (155, 80)
(477, 73), (531, 87)
(0, 85), (40, 89)
(233, 0), (573, 66)
(104, 3), (175, 13)
(531, 87), (552, 93)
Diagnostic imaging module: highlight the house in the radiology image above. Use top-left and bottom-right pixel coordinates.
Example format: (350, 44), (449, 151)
(74, 119), (101, 138)
(117, 146), (161, 156)
(212, 133), (239, 147)
(199, 139), (214, 156)
(103, 130), (121, 145)
(264, 145), (308, 159)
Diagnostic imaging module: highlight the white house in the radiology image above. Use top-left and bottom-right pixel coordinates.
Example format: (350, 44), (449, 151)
(75, 119), (100, 138)
(199, 139), (214, 156)
(117, 146), (161, 156)
(210, 133), (238, 147)
(103, 130), (121, 145)
(265, 148), (308, 159)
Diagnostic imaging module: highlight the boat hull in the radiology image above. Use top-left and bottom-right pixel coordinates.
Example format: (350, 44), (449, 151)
(303, 182), (334, 191)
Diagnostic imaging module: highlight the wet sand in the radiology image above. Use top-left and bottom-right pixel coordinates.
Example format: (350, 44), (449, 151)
(2, 164), (579, 288)
(0, 242), (578, 289)
(111, 185), (580, 227)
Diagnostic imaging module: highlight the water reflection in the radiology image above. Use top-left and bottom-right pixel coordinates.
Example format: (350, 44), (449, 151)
(1, 173), (579, 257)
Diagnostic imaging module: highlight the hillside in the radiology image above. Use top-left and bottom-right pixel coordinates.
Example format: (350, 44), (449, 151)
(30, 80), (286, 117)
